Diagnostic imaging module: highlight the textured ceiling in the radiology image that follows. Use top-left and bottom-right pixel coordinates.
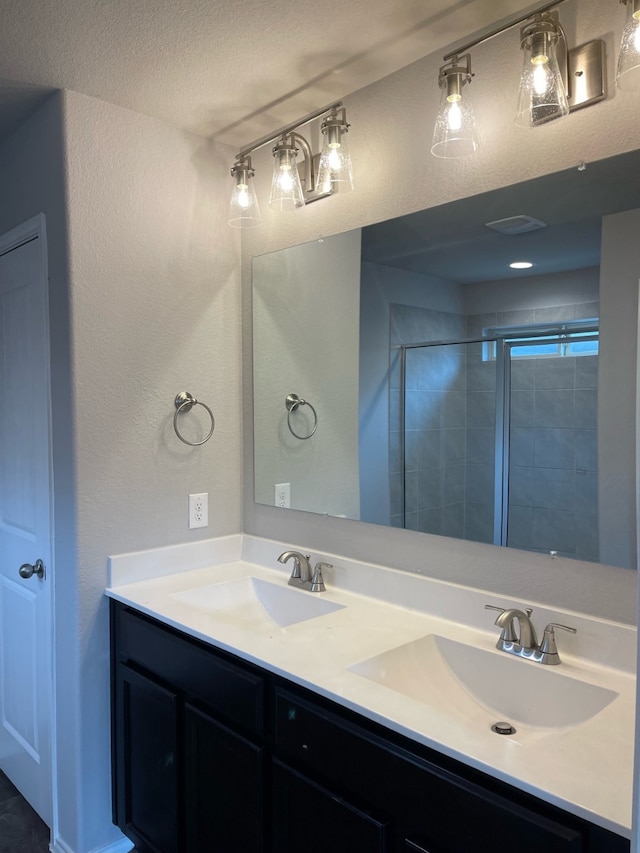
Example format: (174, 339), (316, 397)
(0, 0), (539, 146)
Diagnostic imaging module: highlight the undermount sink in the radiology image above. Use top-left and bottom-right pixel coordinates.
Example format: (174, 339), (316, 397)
(350, 634), (618, 729)
(171, 576), (345, 628)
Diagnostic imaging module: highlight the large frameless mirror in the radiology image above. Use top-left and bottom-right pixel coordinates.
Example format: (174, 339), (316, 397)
(253, 149), (640, 569)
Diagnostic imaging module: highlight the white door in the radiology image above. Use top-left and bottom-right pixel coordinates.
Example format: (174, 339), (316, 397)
(0, 213), (53, 828)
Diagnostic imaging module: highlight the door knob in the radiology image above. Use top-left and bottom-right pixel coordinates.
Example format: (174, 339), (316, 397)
(19, 559), (45, 580)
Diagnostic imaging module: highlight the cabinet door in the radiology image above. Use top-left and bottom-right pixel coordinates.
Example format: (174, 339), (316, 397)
(114, 664), (180, 853)
(272, 760), (388, 853)
(184, 703), (264, 853)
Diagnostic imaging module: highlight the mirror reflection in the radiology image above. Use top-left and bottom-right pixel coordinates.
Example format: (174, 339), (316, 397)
(253, 149), (640, 569)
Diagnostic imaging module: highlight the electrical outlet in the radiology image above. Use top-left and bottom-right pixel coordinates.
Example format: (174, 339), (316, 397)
(188, 492), (208, 529)
(274, 482), (290, 508)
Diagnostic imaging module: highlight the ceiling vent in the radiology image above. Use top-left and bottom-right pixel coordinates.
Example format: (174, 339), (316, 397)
(484, 215), (547, 235)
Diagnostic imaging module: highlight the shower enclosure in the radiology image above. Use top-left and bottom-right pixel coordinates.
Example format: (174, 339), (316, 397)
(394, 323), (599, 561)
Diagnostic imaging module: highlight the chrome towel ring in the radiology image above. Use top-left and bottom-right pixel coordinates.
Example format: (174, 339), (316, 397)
(173, 391), (215, 446)
(286, 393), (318, 440)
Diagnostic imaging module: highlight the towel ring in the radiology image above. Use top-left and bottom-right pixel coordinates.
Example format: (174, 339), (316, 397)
(286, 393), (318, 440)
(173, 392), (215, 446)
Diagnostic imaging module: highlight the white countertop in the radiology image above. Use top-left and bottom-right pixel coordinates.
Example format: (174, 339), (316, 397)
(106, 534), (636, 839)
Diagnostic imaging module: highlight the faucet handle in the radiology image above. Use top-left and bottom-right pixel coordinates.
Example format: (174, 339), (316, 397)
(539, 622), (577, 662)
(310, 562), (330, 593)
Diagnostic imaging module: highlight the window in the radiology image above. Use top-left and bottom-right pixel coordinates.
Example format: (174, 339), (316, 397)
(482, 320), (599, 361)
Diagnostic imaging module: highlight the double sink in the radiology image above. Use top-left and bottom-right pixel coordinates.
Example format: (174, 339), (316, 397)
(171, 574), (618, 731)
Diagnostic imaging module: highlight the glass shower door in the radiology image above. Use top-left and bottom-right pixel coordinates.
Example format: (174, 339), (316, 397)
(505, 337), (599, 560)
(400, 339), (499, 544)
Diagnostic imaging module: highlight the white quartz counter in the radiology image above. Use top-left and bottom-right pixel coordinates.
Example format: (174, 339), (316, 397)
(106, 534), (636, 839)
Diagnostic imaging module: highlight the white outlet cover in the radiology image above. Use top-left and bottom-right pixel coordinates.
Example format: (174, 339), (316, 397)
(189, 492), (208, 529)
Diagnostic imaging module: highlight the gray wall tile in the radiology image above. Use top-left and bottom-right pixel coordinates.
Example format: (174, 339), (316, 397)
(534, 389), (575, 429)
(534, 428), (575, 468)
(510, 390), (534, 427)
(532, 467), (575, 511)
(574, 389), (597, 429)
(467, 391), (496, 428)
(535, 357), (576, 390)
(575, 354), (598, 389)
(532, 507), (576, 554)
(510, 428), (534, 466)
(507, 505), (533, 549)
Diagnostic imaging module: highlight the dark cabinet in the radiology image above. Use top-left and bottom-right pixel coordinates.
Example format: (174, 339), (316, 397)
(111, 603), (265, 853)
(114, 664), (180, 853)
(184, 704), (264, 852)
(273, 686), (585, 853)
(110, 601), (630, 853)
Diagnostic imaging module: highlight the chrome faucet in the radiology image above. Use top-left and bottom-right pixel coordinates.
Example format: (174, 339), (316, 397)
(492, 606), (538, 650)
(277, 551), (329, 593)
(485, 605), (576, 665)
(278, 550), (312, 586)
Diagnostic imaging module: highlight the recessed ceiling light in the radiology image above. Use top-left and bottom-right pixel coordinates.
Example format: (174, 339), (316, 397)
(510, 261), (534, 269)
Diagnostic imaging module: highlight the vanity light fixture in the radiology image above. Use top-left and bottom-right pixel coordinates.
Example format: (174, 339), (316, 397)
(228, 155), (262, 228)
(431, 0), (606, 155)
(227, 101), (352, 227)
(317, 106), (353, 191)
(616, 0), (640, 89)
(431, 54), (478, 158)
(269, 134), (306, 211)
(515, 12), (569, 127)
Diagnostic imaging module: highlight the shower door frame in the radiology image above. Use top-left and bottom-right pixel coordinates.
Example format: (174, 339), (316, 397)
(398, 324), (599, 549)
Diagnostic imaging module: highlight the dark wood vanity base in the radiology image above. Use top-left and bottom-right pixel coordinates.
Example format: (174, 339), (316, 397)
(110, 601), (630, 853)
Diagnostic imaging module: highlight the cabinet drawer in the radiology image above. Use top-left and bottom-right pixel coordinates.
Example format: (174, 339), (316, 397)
(113, 604), (264, 736)
(274, 687), (583, 853)
(272, 760), (388, 852)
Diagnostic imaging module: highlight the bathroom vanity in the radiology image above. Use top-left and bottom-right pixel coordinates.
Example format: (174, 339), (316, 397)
(107, 537), (635, 853)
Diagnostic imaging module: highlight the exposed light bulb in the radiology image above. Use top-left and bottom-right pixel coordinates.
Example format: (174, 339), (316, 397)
(277, 167), (295, 193)
(327, 146), (342, 171)
(446, 100), (462, 132)
(236, 185), (250, 209)
(431, 56), (478, 158)
(533, 61), (551, 96)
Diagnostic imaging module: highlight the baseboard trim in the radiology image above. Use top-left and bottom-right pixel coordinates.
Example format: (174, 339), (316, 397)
(50, 833), (134, 853)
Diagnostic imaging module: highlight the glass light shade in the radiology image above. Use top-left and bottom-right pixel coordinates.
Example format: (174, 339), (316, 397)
(616, 0), (640, 90)
(269, 141), (305, 211)
(228, 166), (262, 228)
(515, 31), (569, 127)
(317, 129), (354, 191)
(431, 73), (478, 158)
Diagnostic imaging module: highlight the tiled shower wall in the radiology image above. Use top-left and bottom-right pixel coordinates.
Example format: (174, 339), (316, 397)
(465, 302), (599, 560)
(389, 303), (466, 532)
(391, 300), (599, 561)
(507, 352), (598, 560)
(390, 305), (466, 536)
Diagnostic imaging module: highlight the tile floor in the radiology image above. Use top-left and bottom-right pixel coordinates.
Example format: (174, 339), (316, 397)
(0, 771), (50, 853)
